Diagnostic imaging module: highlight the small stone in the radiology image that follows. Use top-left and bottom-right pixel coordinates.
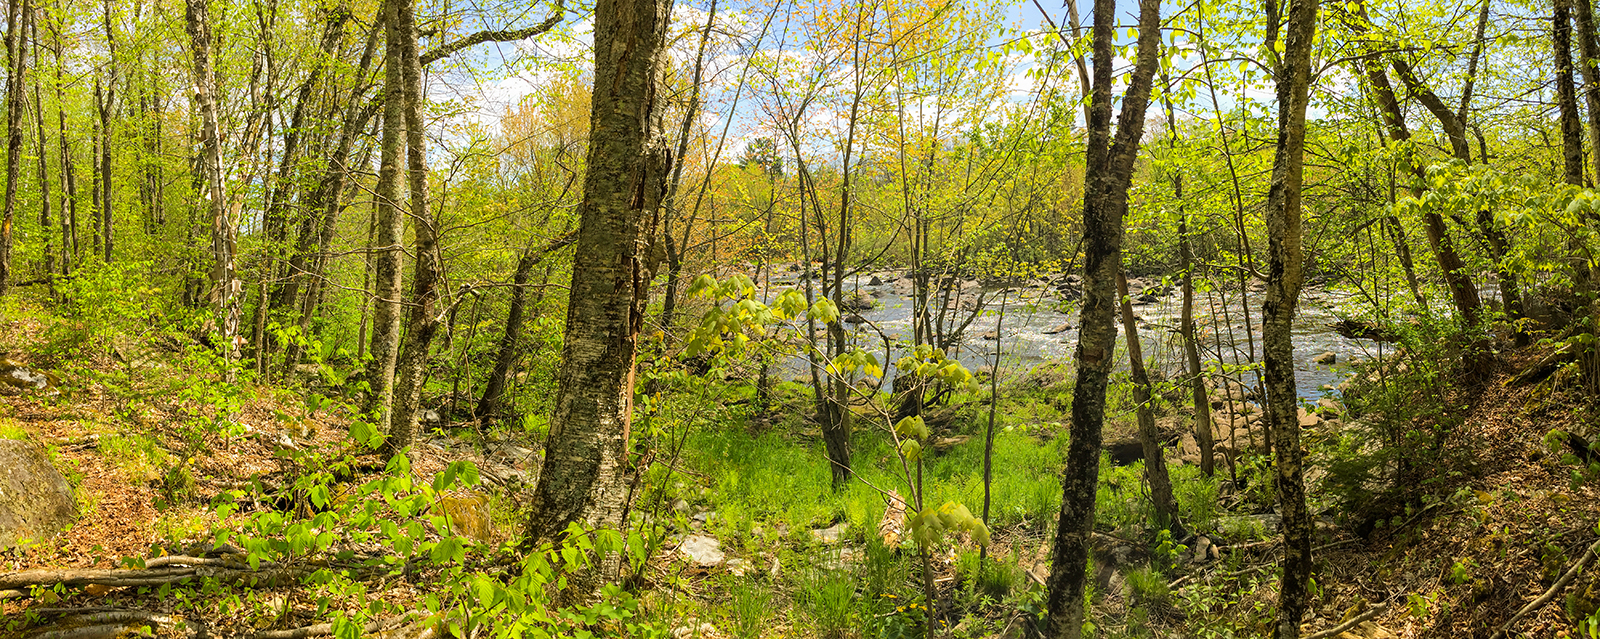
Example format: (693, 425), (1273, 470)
(726, 557), (752, 576)
(1191, 536), (1213, 563)
(1313, 351), (1337, 365)
(812, 522), (848, 544)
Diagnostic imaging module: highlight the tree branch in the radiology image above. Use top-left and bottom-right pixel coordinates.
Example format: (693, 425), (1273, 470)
(419, 1), (565, 66)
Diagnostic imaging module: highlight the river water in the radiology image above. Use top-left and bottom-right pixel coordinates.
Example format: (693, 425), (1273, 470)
(759, 270), (1387, 401)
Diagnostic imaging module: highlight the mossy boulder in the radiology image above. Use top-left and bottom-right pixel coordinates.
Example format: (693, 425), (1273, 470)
(0, 439), (78, 548)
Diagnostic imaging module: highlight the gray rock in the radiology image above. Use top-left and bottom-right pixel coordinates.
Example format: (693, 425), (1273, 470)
(812, 522), (848, 544)
(678, 534), (725, 567)
(0, 439), (77, 549)
(1312, 351), (1337, 365)
(1042, 322), (1073, 335)
(0, 362), (53, 391)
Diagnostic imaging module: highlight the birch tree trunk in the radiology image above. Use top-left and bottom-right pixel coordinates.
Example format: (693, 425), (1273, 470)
(1573, 0), (1600, 186)
(1556, 0), (1587, 186)
(386, 0), (443, 454)
(1043, 0), (1162, 634)
(187, 0), (240, 378)
(365, 0), (408, 432)
(1263, 0), (1318, 634)
(0, 0), (25, 296)
(523, 0), (673, 545)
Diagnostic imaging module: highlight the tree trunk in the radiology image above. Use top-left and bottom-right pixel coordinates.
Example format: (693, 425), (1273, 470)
(385, 0), (442, 455)
(186, 0), (239, 378)
(477, 233), (574, 422)
(1179, 218), (1214, 475)
(29, 7), (49, 283)
(281, 18), (383, 378)
(523, 0), (672, 545)
(1361, 53), (1482, 328)
(1116, 269), (1183, 536)
(266, 6), (351, 312)
(1389, 3), (1521, 325)
(1263, 0), (1318, 634)
(1574, 0), (1600, 186)
(1043, 0), (1162, 635)
(655, 0), (715, 343)
(820, 8), (869, 491)
(365, 0), (409, 432)
(98, 0), (114, 263)
(1557, 0), (1587, 186)
(50, 0), (75, 275)
(0, 0), (25, 296)
(1166, 87), (1214, 476)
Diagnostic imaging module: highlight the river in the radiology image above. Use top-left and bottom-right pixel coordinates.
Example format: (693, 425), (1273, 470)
(757, 270), (1388, 401)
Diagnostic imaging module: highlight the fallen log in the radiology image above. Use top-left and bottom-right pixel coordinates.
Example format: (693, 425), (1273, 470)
(253, 610), (429, 639)
(30, 609), (204, 639)
(1508, 343), (1577, 387)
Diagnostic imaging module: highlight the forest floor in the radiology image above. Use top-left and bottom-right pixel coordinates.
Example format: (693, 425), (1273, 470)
(2, 292), (1599, 639)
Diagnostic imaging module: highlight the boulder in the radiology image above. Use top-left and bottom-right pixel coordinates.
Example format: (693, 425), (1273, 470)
(1297, 407), (1321, 429)
(1177, 433), (1202, 466)
(0, 359), (56, 392)
(1313, 351), (1337, 365)
(0, 439), (77, 549)
(980, 330), (1000, 340)
(868, 275), (883, 286)
(1316, 396), (1342, 417)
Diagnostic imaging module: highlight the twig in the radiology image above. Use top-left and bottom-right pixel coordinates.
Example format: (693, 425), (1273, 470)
(1313, 538), (1360, 553)
(1304, 603), (1389, 639)
(1490, 538), (1600, 639)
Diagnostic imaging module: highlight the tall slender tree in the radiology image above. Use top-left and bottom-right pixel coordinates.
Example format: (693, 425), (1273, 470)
(1556, 0), (1586, 186)
(383, 0), (442, 456)
(1042, 0), (1163, 634)
(1263, 0), (1319, 634)
(365, 0), (409, 432)
(0, 0), (26, 296)
(187, 0), (239, 377)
